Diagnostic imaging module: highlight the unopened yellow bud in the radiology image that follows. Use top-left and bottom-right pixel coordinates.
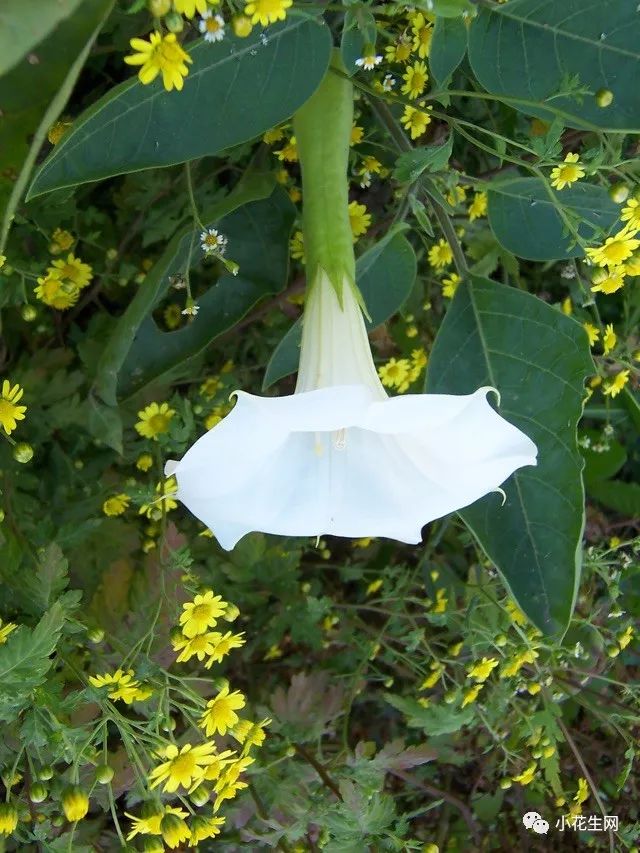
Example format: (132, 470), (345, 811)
(61, 786), (89, 822)
(233, 15), (253, 38)
(13, 443), (34, 464)
(595, 88), (614, 108)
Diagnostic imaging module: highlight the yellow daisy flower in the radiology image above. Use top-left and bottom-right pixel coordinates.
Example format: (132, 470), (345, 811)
(550, 152), (585, 190)
(602, 323), (616, 355)
(468, 191), (488, 221)
(50, 253), (92, 289)
(125, 32), (192, 92)
(582, 322), (599, 346)
(199, 685), (246, 736)
(586, 228), (640, 267)
(204, 631), (246, 666)
(180, 590), (228, 637)
(244, 0), (292, 27)
(410, 12), (434, 58)
(441, 272), (461, 298)
(149, 742), (218, 793)
(188, 815), (225, 845)
(172, 631), (220, 663)
(603, 369), (629, 398)
(467, 657), (499, 682)
(135, 401), (175, 439)
(401, 60), (429, 100)
(428, 238), (453, 269)
(35, 272), (79, 309)
(348, 201), (371, 240)
(49, 228), (75, 255)
(0, 381), (27, 435)
(102, 494), (130, 517)
(620, 197), (640, 231)
(401, 103), (432, 140)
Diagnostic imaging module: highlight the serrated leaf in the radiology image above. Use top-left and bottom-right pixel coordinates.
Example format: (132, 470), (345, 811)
(426, 276), (593, 635)
(384, 693), (475, 734)
(394, 135), (453, 182)
(28, 18), (332, 197)
(262, 231), (417, 389)
(488, 177), (620, 261)
(468, 0), (640, 131)
(24, 544), (69, 612)
(0, 602), (68, 721)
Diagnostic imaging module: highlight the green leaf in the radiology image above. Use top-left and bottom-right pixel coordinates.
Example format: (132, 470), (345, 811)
(430, 16), (467, 86)
(384, 693), (475, 734)
(0, 602), (68, 722)
(94, 170), (279, 404)
(468, 0), (640, 131)
(22, 544), (69, 613)
(394, 135), (453, 182)
(0, 0), (113, 246)
(0, 0), (85, 76)
(262, 231), (417, 389)
(487, 177), (620, 261)
(581, 430), (626, 486)
(428, 0), (473, 18)
(589, 480), (640, 516)
(426, 276), (593, 635)
(27, 18), (332, 198)
(86, 392), (123, 453)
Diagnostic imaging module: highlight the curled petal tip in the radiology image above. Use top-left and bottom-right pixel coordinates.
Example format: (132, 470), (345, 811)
(164, 459), (178, 476)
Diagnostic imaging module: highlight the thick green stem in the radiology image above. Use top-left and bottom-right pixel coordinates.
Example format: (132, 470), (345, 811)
(293, 53), (355, 294)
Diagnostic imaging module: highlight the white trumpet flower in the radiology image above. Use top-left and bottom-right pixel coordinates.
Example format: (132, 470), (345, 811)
(166, 271), (537, 551)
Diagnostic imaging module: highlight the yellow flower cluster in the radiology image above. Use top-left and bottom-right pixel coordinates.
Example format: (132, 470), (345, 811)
(378, 348), (428, 393)
(172, 590), (245, 669)
(89, 669), (152, 704)
(586, 197), (640, 297)
(125, 589), (268, 846)
(35, 245), (92, 310)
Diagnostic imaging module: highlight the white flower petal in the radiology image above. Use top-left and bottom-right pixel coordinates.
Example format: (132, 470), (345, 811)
(170, 385), (537, 550)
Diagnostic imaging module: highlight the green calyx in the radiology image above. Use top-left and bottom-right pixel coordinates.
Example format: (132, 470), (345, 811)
(293, 51), (356, 302)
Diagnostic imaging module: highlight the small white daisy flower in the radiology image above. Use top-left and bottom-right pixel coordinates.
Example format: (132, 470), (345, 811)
(359, 171), (372, 189)
(199, 11), (226, 43)
(355, 54), (382, 71)
(182, 302), (200, 316)
(200, 228), (228, 255)
(382, 74), (396, 92)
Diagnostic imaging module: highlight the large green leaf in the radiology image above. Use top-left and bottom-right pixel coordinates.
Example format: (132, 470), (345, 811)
(0, 0), (113, 244)
(0, 0), (85, 76)
(426, 276), (593, 635)
(262, 231), (417, 390)
(430, 16), (467, 86)
(589, 480), (640, 517)
(27, 18), (332, 198)
(468, 0), (640, 131)
(103, 184), (294, 401)
(488, 177), (620, 261)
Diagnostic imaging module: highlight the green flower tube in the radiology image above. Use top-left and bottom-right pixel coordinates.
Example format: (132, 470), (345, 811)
(293, 52), (356, 295)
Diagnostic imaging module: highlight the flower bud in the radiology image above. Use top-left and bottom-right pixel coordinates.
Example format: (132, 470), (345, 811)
(609, 182), (629, 204)
(223, 603), (240, 622)
(13, 443), (34, 464)
(88, 627), (105, 644)
(95, 764), (114, 784)
(189, 784), (211, 807)
(0, 509), (4, 523)
(38, 766), (54, 781)
(21, 304), (37, 321)
(232, 15), (253, 38)
(0, 803), (19, 834)
(499, 778), (512, 790)
(29, 783), (48, 803)
(160, 812), (190, 848)
(143, 838), (165, 853)
(61, 786), (89, 822)
(595, 88), (614, 108)
(148, 0), (171, 15)
(164, 11), (184, 32)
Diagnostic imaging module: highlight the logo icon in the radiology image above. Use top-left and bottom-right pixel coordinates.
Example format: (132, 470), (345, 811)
(522, 812), (550, 834)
